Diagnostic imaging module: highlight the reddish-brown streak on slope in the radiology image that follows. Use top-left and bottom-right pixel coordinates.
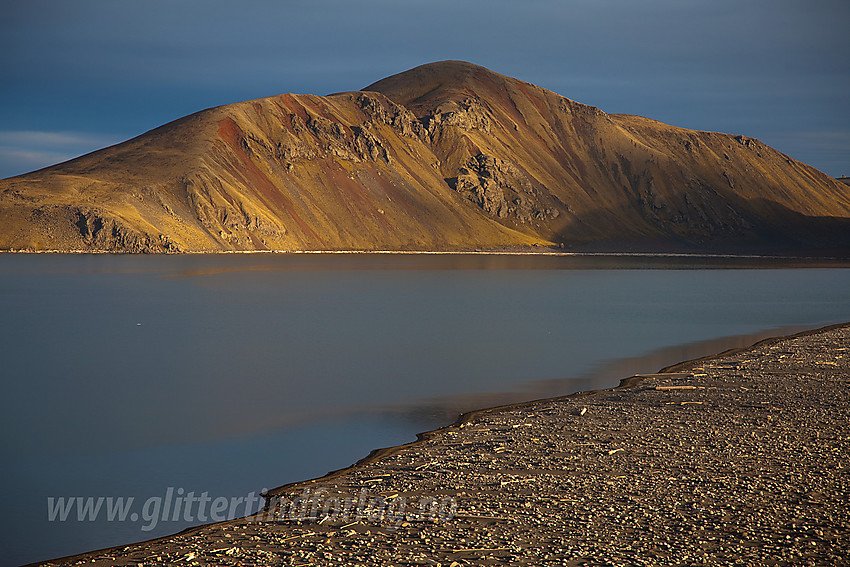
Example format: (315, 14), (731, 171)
(301, 97), (332, 119)
(272, 100), (289, 116)
(372, 170), (420, 217)
(280, 95), (309, 122)
(514, 82), (577, 176)
(497, 88), (528, 129)
(216, 117), (322, 243)
(479, 74), (514, 110)
(247, 231), (268, 250)
(327, 165), (371, 209)
(326, 166), (393, 232)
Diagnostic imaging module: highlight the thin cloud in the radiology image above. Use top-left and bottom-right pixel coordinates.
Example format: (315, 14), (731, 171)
(0, 148), (72, 163)
(0, 130), (124, 149)
(0, 130), (126, 178)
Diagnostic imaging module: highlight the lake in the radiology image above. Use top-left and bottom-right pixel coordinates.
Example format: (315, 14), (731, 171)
(1, 253), (849, 565)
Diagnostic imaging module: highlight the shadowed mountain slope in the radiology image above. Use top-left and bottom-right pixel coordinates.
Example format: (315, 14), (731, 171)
(2, 61), (848, 254)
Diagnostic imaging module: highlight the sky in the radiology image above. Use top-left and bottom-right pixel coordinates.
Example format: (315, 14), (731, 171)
(1, 0), (848, 179)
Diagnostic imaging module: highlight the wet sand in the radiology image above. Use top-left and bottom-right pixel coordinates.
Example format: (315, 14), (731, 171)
(38, 323), (849, 566)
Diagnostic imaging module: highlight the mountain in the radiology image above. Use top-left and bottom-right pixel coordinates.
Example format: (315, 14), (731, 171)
(2, 61), (849, 254)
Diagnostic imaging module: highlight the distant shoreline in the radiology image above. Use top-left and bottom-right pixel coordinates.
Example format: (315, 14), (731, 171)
(3, 248), (850, 261)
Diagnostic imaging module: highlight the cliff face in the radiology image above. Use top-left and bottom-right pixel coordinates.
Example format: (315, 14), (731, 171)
(2, 61), (849, 254)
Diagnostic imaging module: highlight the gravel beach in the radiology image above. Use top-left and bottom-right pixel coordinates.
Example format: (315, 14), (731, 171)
(38, 324), (849, 566)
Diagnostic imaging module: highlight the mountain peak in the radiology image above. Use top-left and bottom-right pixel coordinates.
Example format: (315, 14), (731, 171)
(364, 60), (522, 110)
(2, 62), (849, 254)
(364, 60), (497, 90)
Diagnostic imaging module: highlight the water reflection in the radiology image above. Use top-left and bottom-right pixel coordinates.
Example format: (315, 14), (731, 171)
(1, 253), (849, 565)
(371, 324), (814, 432)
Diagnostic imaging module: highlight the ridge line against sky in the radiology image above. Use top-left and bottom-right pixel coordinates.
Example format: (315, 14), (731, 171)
(1, 0), (848, 179)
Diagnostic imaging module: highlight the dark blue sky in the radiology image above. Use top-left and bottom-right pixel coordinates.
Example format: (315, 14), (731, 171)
(2, 0), (848, 178)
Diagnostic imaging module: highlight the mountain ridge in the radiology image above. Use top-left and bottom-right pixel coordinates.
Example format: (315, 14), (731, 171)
(2, 61), (848, 254)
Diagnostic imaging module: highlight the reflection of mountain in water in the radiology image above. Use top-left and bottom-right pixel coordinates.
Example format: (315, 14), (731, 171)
(379, 325), (815, 431)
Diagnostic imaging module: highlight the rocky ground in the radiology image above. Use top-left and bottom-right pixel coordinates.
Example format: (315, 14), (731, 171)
(40, 324), (849, 566)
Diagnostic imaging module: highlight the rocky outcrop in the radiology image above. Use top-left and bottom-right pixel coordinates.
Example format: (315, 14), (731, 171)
(356, 93), (425, 139)
(183, 173), (286, 249)
(424, 97), (493, 137)
(24, 204), (179, 253)
(448, 153), (562, 225)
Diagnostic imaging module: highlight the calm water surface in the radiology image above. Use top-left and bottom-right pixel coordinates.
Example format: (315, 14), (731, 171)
(1, 253), (849, 565)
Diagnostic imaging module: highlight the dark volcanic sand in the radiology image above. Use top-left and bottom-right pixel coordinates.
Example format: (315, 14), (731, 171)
(39, 324), (850, 566)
